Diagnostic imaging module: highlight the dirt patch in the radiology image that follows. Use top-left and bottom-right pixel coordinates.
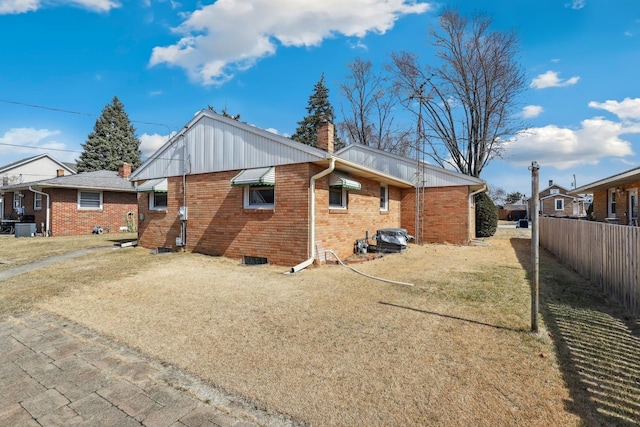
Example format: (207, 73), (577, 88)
(34, 227), (581, 426)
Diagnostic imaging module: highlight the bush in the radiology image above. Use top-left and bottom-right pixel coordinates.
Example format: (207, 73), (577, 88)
(476, 192), (498, 237)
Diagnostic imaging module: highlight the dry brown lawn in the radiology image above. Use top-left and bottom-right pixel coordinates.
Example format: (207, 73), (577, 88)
(3, 226), (638, 425)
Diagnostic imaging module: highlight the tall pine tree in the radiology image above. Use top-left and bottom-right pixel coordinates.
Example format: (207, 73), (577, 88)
(292, 73), (342, 149)
(76, 96), (142, 172)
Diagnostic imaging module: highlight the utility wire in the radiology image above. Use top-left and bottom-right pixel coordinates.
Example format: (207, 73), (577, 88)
(0, 98), (173, 132)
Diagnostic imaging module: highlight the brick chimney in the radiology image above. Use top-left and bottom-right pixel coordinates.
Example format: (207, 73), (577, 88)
(119, 163), (132, 178)
(316, 120), (334, 153)
(56, 169), (65, 177)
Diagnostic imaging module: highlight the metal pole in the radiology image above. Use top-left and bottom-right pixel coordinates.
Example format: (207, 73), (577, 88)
(529, 161), (540, 333)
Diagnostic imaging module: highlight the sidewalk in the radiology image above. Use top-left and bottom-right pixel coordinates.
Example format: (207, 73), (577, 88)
(0, 313), (294, 427)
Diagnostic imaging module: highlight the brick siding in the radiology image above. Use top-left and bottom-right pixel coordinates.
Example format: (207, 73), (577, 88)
(401, 186), (471, 245)
(49, 189), (138, 236)
(137, 164), (405, 266)
(2, 189), (137, 235)
(592, 182), (640, 225)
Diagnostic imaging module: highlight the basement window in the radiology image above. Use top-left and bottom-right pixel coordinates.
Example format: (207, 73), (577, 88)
(243, 256), (268, 265)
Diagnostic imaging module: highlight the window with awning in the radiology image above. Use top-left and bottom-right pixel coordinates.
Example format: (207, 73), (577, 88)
(329, 172), (361, 190)
(136, 178), (168, 193)
(231, 167), (276, 209)
(231, 167), (275, 186)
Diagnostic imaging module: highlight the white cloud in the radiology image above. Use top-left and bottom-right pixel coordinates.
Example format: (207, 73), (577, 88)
(503, 117), (636, 170)
(0, 0), (39, 14)
(0, 127), (60, 153)
(66, 0), (120, 12)
(589, 97), (640, 121)
(522, 105), (543, 118)
(149, 0), (431, 86)
(0, 127), (78, 162)
(530, 71), (580, 89)
(566, 0), (585, 9)
(0, 0), (119, 14)
(139, 133), (171, 159)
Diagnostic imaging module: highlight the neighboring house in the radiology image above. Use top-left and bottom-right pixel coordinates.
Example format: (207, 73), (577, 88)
(498, 200), (528, 221)
(129, 110), (487, 268)
(0, 154), (76, 218)
(0, 163), (137, 236)
(530, 180), (587, 218)
(571, 167), (640, 226)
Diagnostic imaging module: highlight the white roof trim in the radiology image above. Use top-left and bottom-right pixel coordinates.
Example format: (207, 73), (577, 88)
(231, 167), (276, 186)
(137, 178), (168, 192)
(329, 171), (362, 190)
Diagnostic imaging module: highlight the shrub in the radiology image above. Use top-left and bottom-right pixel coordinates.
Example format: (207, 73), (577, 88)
(476, 192), (498, 237)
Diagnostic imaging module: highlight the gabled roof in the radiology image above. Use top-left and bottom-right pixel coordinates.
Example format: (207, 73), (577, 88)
(1, 170), (135, 192)
(0, 153), (76, 175)
(539, 183), (571, 194)
(571, 166), (640, 194)
(540, 193), (579, 201)
(130, 110), (331, 181)
(335, 143), (486, 190)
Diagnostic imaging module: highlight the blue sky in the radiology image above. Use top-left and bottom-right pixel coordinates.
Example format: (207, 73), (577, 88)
(1, 0), (639, 196)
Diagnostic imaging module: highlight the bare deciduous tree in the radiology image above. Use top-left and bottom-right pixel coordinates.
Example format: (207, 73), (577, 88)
(339, 58), (412, 155)
(390, 10), (526, 177)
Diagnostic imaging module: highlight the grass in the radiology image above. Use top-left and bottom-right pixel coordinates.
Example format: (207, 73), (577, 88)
(0, 226), (638, 425)
(0, 232), (137, 271)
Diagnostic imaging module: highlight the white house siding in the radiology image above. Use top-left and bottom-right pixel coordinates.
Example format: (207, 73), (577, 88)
(335, 144), (484, 189)
(131, 112), (329, 181)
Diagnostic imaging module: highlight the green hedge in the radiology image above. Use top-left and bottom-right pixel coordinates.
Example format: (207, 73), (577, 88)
(475, 192), (498, 237)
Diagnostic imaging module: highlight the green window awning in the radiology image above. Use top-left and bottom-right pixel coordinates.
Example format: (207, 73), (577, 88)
(231, 166), (275, 186)
(329, 172), (361, 190)
(137, 178), (168, 193)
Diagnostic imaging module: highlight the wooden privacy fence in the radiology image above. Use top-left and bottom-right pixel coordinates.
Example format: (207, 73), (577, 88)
(540, 217), (640, 317)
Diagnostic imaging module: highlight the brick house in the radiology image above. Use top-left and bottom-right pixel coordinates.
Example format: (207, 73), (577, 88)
(129, 110), (487, 268)
(532, 180), (587, 218)
(0, 163), (137, 236)
(571, 166), (640, 226)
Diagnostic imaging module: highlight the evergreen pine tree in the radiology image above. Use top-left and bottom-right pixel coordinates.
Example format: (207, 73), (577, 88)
(292, 73), (342, 149)
(76, 96), (142, 172)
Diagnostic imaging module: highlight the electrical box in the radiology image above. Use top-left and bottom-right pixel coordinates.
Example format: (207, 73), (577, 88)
(178, 206), (188, 220)
(175, 237), (183, 247)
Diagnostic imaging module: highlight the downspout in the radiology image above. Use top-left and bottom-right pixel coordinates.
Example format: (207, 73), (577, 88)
(28, 186), (50, 236)
(468, 184), (487, 241)
(290, 158), (335, 273)
(181, 134), (188, 249)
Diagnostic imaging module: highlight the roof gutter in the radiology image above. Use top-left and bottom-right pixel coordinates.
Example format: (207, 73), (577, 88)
(290, 158), (336, 273)
(28, 186), (50, 236)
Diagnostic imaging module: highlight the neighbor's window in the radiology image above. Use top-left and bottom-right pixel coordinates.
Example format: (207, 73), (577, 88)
(78, 191), (102, 210)
(550, 188), (559, 195)
(609, 188), (616, 216)
(13, 193), (21, 209)
(554, 199), (564, 211)
(149, 192), (168, 210)
(329, 187), (347, 209)
(380, 185), (388, 211)
(244, 186), (275, 209)
(34, 193), (42, 210)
